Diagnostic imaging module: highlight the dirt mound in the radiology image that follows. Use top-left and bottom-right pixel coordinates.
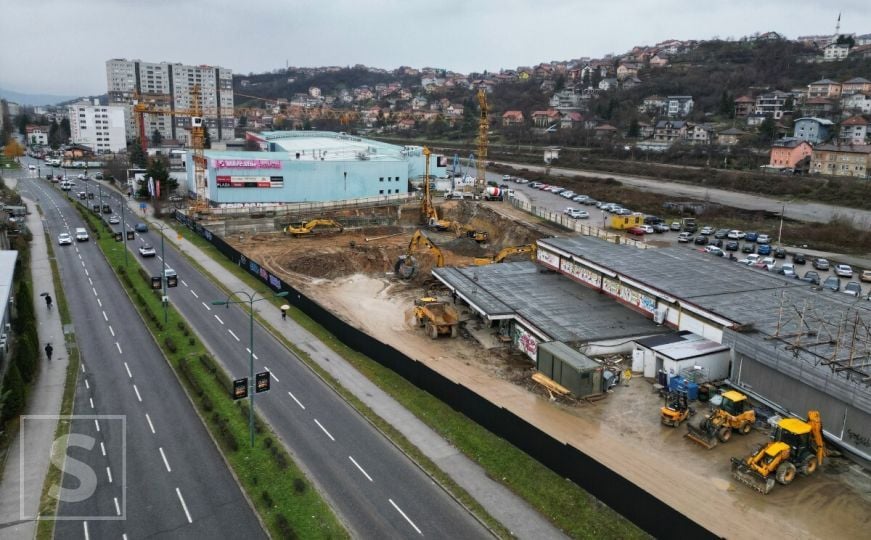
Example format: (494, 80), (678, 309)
(441, 236), (488, 257)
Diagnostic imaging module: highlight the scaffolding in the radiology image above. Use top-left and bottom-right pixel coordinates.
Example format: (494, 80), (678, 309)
(767, 290), (871, 383)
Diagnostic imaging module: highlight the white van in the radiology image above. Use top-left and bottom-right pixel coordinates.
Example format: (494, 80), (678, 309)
(75, 227), (89, 242)
(60, 181), (73, 191)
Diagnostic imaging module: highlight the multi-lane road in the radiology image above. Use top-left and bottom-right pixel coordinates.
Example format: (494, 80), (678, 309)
(19, 160), (491, 539)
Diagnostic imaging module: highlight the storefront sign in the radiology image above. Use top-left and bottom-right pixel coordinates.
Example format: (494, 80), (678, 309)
(216, 175), (284, 188)
(214, 159), (282, 169)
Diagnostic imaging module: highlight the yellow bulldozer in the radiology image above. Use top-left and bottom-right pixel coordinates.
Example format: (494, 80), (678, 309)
(731, 411), (825, 494)
(413, 297), (460, 339)
(685, 390), (756, 448)
(395, 230), (445, 280)
(474, 244), (537, 265)
(285, 218), (344, 237)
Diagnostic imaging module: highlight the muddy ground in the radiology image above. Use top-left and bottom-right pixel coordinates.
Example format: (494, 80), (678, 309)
(226, 200), (871, 539)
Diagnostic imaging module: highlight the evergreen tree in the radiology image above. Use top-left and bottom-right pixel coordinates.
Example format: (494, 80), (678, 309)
(1, 364), (25, 423)
(146, 156), (176, 196)
(59, 118), (71, 143)
(719, 90), (733, 117)
(48, 119), (60, 148)
(151, 128), (163, 146)
(128, 139), (147, 168)
(16, 113), (30, 138)
(627, 118), (640, 138)
(757, 117), (777, 144)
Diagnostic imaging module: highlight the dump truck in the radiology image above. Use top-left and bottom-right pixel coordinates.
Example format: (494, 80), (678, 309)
(413, 297), (459, 339)
(685, 390), (756, 448)
(731, 411), (824, 494)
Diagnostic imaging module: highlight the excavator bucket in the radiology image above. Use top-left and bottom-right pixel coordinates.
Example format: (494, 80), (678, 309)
(731, 458), (776, 495)
(685, 416), (718, 449)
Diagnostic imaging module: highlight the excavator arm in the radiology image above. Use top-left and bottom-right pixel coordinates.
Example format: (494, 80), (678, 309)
(807, 410), (825, 465)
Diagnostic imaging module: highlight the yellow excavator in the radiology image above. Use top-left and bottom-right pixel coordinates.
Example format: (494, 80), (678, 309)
(474, 244), (537, 265)
(395, 229), (445, 279)
(685, 390), (756, 448)
(285, 219), (344, 237)
(731, 410), (825, 494)
(420, 147), (487, 241)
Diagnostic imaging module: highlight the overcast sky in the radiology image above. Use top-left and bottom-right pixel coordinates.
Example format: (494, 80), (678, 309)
(1, 0), (869, 97)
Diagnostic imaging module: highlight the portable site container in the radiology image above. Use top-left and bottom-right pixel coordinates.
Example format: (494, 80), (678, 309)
(536, 341), (603, 398)
(608, 213), (644, 230)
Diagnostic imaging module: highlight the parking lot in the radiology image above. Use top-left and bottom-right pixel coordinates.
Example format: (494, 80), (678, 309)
(504, 175), (871, 300)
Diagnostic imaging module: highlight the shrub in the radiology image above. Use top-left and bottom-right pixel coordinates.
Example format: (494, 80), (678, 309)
(164, 336), (177, 353)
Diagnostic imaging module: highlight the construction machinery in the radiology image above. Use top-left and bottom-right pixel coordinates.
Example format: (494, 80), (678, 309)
(395, 230), (445, 279)
(661, 390), (695, 427)
(475, 89), (489, 198)
(420, 147), (487, 241)
(474, 244), (537, 265)
(412, 297), (460, 339)
(685, 390), (756, 448)
(285, 219), (344, 237)
(731, 411), (825, 494)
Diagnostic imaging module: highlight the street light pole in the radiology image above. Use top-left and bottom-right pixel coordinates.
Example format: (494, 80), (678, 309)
(121, 201), (128, 267)
(777, 203), (786, 246)
(212, 290), (288, 447)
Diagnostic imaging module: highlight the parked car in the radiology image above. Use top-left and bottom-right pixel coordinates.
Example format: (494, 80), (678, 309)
(644, 216), (664, 225)
(565, 208), (589, 219)
(652, 223), (670, 233)
(669, 222), (681, 231)
(639, 224), (655, 234)
(754, 257), (777, 271)
(792, 253), (806, 265)
(615, 208), (633, 216)
(741, 243), (755, 254)
(678, 232), (693, 243)
(757, 244), (772, 256)
(778, 263), (797, 278)
(861, 270), (871, 283)
(693, 235), (708, 245)
(813, 258), (830, 270)
(560, 190), (575, 199)
(744, 231), (758, 243)
(704, 246), (724, 257)
(802, 271), (821, 285)
(823, 276), (841, 291)
(627, 227), (646, 236)
(725, 240), (739, 251)
(844, 282), (862, 297)
(572, 195), (589, 203)
(583, 199), (598, 206)
(709, 238), (723, 248)
(756, 234), (771, 244)
(835, 264), (854, 278)
(714, 228), (729, 239)
(529, 182), (542, 189)
(138, 244), (156, 257)
(739, 254), (761, 265)
(727, 230), (745, 240)
(700, 226), (714, 236)
(773, 247), (787, 259)
(57, 232), (72, 246)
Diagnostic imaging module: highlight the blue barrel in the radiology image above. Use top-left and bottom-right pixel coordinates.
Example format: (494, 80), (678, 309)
(686, 382), (699, 401)
(668, 375), (684, 392)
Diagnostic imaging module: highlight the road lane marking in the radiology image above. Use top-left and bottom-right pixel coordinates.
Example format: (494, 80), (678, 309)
(264, 367), (279, 382)
(246, 348), (259, 360)
(190, 290), (198, 299)
(84, 380), (89, 390)
(89, 398), (94, 409)
(92, 287), (97, 296)
(83, 521), (89, 540)
(109, 325), (115, 337)
(124, 362), (132, 378)
(145, 413), (155, 434)
(159, 447), (171, 472)
(176, 488), (192, 523)
(106, 467), (113, 484)
(97, 298), (102, 307)
(181, 280), (188, 287)
(102, 310), (108, 321)
(288, 392), (305, 409)
(116, 342), (122, 354)
(313, 419), (335, 441)
(94, 419), (100, 432)
(114, 497), (121, 516)
(81, 363), (85, 373)
(228, 329), (240, 342)
(389, 499), (422, 535)
(349, 456), (373, 482)
(84, 269), (89, 277)
(201, 302), (211, 311)
(133, 385), (142, 402)
(214, 315), (224, 325)
(100, 442), (106, 456)
(88, 277), (93, 286)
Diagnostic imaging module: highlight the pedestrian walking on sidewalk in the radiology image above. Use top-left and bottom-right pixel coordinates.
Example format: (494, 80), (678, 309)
(45, 343), (53, 362)
(44, 294), (52, 310)
(280, 305), (287, 320)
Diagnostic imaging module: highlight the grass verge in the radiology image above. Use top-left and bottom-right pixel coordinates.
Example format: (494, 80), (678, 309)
(167, 219), (646, 539)
(77, 205), (347, 539)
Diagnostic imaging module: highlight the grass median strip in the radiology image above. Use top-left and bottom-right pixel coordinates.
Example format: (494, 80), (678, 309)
(77, 206), (346, 539)
(168, 220), (646, 539)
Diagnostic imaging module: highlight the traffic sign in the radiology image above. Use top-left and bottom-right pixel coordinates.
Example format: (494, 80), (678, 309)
(233, 378), (248, 400)
(255, 371), (271, 393)
(150, 276), (162, 289)
(114, 232), (123, 241)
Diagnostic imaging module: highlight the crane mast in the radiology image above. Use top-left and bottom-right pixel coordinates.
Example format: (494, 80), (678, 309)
(476, 89), (489, 196)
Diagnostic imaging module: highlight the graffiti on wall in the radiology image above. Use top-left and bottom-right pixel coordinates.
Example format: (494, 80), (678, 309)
(514, 324), (540, 361)
(561, 259), (602, 288)
(537, 249), (560, 269)
(602, 277), (620, 295)
(618, 285), (657, 314)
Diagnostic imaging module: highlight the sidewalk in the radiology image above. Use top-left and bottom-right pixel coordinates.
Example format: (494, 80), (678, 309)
(130, 195), (566, 539)
(0, 194), (71, 539)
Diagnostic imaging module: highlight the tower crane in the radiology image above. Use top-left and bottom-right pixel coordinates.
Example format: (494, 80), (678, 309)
(475, 88), (489, 197)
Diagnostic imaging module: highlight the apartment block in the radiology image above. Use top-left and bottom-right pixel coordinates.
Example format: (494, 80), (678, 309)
(67, 100), (127, 153)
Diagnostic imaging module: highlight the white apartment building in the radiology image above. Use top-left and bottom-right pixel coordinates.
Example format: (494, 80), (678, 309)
(106, 58), (234, 145)
(67, 100), (127, 153)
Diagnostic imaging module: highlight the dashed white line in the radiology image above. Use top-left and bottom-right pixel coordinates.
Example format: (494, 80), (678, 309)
(84, 268), (89, 277)
(313, 419), (335, 441)
(83, 521), (89, 540)
(96, 298), (102, 308)
(92, 287), (97, 297)
(181, 280), (188, 287)
(246, 348), (260, 361)
(264, 367), (279, 382)
(214, 315), (224, 325)
(123, 534), (128, 540)
(109, 325), (115, 337)
(145, 413), (155, 434)
(124, 362), (132, 378)
(201, 302), (211, 311)
(227, 329), (240, 342)
(100, 442), (106, 456)
(133, 384), (142, 402)
(84, 379), (90, 390)
(113, 497), (121, 516)
(190, 290), (199, 299)
(81, 363), (85, 373)
(116, 342), (122, 354)
(102, 310), (108, 321)
(288, 392), (305, 410)
(106, 466), (113, 484)
(176, 488), (192, 523)
(159, 447), (172, 472)
(88, 277), (93, 286)
(389, 499), (422, 535)
(349, 456), (374, 482)
(89, 397), (94, 409)
(94, 419), (100, 432)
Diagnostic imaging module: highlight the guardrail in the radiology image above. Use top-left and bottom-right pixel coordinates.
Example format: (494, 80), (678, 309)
(509, 197), (649, 249)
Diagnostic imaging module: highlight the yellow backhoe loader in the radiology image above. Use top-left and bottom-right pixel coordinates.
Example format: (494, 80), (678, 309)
(685, 390), (756, 448)
(285, 219), (344, 237)
(412, 297), (459, 339)
(474, 244), (537, 265)
(731, 410), (825, 494)
(395, 230), (445, 279)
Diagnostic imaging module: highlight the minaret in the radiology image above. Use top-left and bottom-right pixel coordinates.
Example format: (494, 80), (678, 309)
(835, 12), (841, 37)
